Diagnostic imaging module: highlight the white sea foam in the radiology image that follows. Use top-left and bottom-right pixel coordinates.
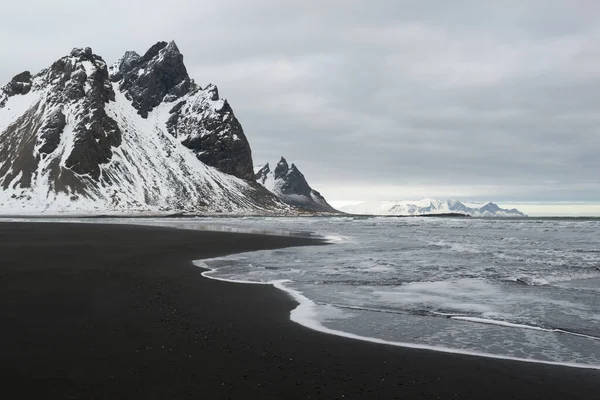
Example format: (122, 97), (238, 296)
(199, 259), (600, 371)
(183, 216), (600, 369)
(451, 317), (600, 341)
(323, 234), (351, 244)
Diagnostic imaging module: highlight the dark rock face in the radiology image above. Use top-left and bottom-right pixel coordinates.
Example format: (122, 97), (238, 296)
(112, 41), (191, 118)
(166, 85), (255, 181)
(53, 48), (121, 179)
(255, 163), (270, 184)
(2, 71), (32, 99)
(273, 157), (313, 197)
(0, 47), (122, 192)
(256, 157), (338, 213)
(38, 108), (66, 155)
(111, 42), (254, 181)
(109, 51), (141, 82)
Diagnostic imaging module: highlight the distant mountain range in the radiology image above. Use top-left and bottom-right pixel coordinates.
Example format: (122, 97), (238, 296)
(340, 199), (527, 217)
(255, 157), (337, 213)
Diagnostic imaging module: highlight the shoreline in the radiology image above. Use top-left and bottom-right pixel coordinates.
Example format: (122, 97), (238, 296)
(200, 261), (600, 372)
(1, 222), (599, 399)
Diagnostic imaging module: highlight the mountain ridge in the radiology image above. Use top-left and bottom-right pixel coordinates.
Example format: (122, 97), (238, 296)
(255, 157), (338, 213)
(0, 42), (288, 214)
(340, 199), (526, 217)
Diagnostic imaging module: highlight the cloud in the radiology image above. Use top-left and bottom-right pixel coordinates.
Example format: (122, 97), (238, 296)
(1, 0), (599, 204)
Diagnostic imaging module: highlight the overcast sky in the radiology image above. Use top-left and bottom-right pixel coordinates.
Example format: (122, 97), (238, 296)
(2, 0), (599, 211)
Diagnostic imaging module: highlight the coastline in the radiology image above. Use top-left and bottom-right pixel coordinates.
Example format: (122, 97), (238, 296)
(201, 265), (600, 371)
(1, 222), (599, 399)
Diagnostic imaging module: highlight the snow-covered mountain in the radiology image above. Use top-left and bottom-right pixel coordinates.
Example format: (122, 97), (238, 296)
(0, 42), (289, 214)
(255, 157), (337, 213)
(340, 199), (526, 217)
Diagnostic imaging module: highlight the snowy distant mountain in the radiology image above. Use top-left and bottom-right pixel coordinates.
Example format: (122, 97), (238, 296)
(0, 41), (290, 214)
(340, 199), (526, 217)
(255, 157), (338, 213)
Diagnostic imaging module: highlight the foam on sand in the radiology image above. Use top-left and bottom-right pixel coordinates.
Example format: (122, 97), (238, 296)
(197, 259), (600, 371)
(451, 316), (600, 341)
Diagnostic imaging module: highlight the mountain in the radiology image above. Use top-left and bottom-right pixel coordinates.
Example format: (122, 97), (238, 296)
(0, 42), (289, 214)
(255, 157), (337, 213)
(340, 199), (526, 217)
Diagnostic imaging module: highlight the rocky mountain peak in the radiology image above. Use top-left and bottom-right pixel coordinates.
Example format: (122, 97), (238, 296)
(107, 42), (256, 181)
(255, 158), (337, 213)
(0, 42), (289, 213)
(70, 47), (93, 58)
(255, 163), (270, 184)
(140, 41), (169, 62)
(0, 71), (33, 107)
(111, 40), (191, 118)
(164, 85), (255, 180)
(109, 51), (140, 81)
(274, 157), (289, 180)
(204, 84), (219, 101)
(0, 46), (122, 195)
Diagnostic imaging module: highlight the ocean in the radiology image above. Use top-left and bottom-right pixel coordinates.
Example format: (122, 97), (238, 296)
(189, 216), (600, 369)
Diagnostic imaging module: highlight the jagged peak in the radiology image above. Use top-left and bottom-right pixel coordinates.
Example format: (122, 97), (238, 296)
(1, 46), (115, 107)
(256, 163), (270, 172)
(123, 50), (141, 59)
(139, 40), (180, 63)
(108, 51), (140, 82)
(120, 50), (141, 64)
(255, 157), (337, 213)
(203, 83), (219, 100)
(0, 70), (33, 106)
(111, 40), (191, 118)
(164, 40), (181, 53)
(254, 163), (271, 185)
(10, 71), (32, 83)
(70, 47), (94, 59)
(140, 41), (167, 61)
(274, 157), (289, 176)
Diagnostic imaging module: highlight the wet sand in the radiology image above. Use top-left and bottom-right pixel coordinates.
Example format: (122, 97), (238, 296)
(1, 221), (598, 399)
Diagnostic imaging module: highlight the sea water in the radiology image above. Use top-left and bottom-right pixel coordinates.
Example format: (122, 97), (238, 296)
(188, 216), (600, 369)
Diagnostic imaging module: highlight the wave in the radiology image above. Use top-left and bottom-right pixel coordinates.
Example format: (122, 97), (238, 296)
(451, 317), (600, 341)
(323, 234), (351, 244)
(426, 240), (482, 254)
(512, 276), (550, 286)
(313, 304), (600, 342)
(197, 259), (600, 371)
(505, 270), (600, 286)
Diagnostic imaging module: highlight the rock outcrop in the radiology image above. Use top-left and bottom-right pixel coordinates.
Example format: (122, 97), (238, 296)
(109, 41), (254, 181)
(255, 157), (338, 213)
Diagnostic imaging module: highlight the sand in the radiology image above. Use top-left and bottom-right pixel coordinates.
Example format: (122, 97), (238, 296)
(1, 221), (598, 399)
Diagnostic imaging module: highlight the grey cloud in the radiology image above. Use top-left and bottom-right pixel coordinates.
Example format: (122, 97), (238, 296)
(1, 0), (599, 203)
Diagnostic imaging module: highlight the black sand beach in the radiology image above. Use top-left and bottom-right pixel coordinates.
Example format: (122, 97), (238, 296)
(1, 222), (599, 399)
